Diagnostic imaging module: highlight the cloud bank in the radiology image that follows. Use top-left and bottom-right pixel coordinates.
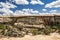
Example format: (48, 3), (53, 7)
(30, 0), (44, 5)
(0, 0), (60, 16)
(45, 0), (60, 8)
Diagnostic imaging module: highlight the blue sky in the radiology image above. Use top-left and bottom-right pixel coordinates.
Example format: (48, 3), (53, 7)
(0, 0), (60, 16)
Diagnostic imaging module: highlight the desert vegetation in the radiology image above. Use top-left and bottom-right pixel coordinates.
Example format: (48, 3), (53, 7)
(0, 16), (60, 37)
(0, 22), (60, 37)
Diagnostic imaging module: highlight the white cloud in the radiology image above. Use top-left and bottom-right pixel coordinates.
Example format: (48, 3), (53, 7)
(42, 9), (47, 11)
(0, 2), (17, 9)
(14, 10), (24, 15)
(10, 0), (29, 5)
(0, 8), (13, 14)
(0, 2), (16, 16)
(45, 0), (60, 8)
(14, 9), (39, 15)
(0, 8), (14, 16)
(10, 0), (44, 5)
(22, 9), (39, 14)
(30, 0), (44, 5)
(0, 2), (40, 16)
(50, 10), (57, 13)
(39, 13), (49, 14)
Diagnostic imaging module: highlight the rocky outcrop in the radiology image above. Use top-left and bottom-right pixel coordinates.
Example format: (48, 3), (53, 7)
(14, 22), (45, 28)
(0, 15), (60, 37)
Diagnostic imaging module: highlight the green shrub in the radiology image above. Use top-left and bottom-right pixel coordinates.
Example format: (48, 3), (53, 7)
(31, 28), (39, 35)
(55, 25), (60, 34)
(40, 26), (52, 35)
(0, 24), (6, 30)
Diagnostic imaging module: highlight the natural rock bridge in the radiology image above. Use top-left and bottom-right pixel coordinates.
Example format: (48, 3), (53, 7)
(0, 14), (60, 28)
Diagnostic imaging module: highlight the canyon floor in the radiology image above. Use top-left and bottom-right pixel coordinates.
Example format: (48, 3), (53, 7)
(0, 33), (60, 40)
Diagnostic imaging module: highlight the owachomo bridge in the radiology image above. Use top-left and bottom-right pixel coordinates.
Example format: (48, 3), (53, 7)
(0, 14), (60, 28)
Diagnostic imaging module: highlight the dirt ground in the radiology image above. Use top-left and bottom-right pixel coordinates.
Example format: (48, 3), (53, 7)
(0, 33), (60, 40)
